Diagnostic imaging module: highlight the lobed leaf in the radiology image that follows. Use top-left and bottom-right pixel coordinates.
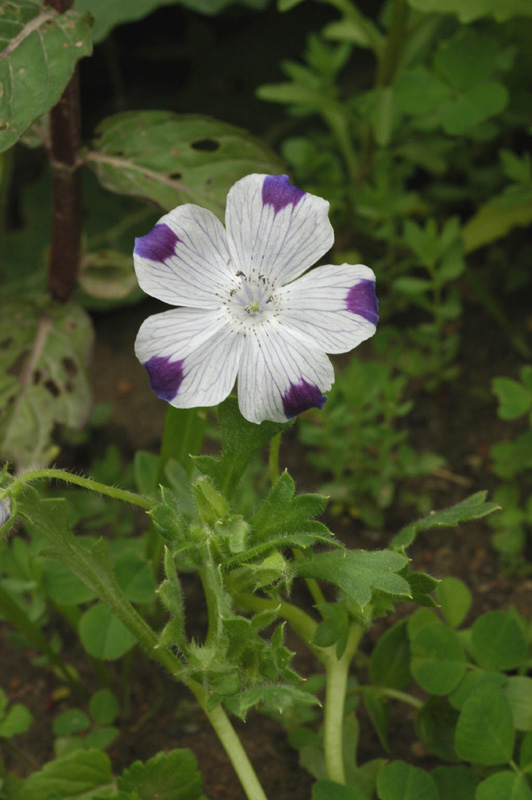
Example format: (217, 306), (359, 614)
(391, 492), (500, 550)
(0, 0), (92, 153)
(85, 111), (284, 219)
(407, 0), (532, 23)
(295, 549), (410, 608)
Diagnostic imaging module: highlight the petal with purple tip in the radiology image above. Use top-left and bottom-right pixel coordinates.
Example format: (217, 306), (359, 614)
(225, 174), (334, 287)
(276, 264), (378, 354)
(282, 380), (326, 419)
(237, 319), (334, 423)
(346, 279), (379, 325)
(262, 175), (306, 215)
(134, 224), (179, 263)
(135, 306), (243, 409)
(143, 354), (185, 402)
(134, 205), (233, 309)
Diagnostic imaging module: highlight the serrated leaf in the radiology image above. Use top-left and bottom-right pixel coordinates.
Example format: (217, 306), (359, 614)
(224, 683), (319, 720)
(391, 492), (500, 550)
(0, 1), (92, 152)
(0, 298), (93, 469)
(86, 111), (284, 219)
(117, 749), (203, 800)
(295, 549), (410, 608)
(18, 749), (112, 800)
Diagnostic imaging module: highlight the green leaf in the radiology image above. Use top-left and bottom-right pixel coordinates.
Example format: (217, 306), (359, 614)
(407, 0), (532, 23)
(416, 697), (459, 761)
(0, 298), (93, 469)
(492, 377), (532, 420)
(41, 558), (96, 606)
(471, 611), (527, 671)
(431, 766), (478, 800)
(363, 690), (389, 752)
(117, 748), (204, 800)
(0, 1), (92, 153)
(504, 677), (532, 732)
(295, 549), (410, 608)
(194, 396), (290, 499)
(369, 619), (412, 690)
(79, 603), (137, 660)
(114, 552), (156, 604)
(18, 749), (112, 800)
(89, 689), (120, 726)
(85, 726), (119, 751)
(449, 671), (508, 711)
(86, 111), (283, 219)
(436, 577), (472, 629)
(377, 760), (439, 800)
(225, 683), (319, 720)
(53, 709), (90, 736)
(394, 67), (451, 115)
(462, 191), (532, 253)
(475, 771), (532, 800)
(433, 30), (501, 92)
(455, 684), (515, 766)
(441, 82), (508, 136)
(312, 780), (367, 800)
(409, 621), (466, 695)
(0, 703), (33, 738)
(391, 492), (500, 550)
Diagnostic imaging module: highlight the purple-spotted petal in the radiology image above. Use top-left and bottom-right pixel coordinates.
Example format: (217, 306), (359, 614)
(276, 264), (378, 354)
(134, 205), (233, 309)
(225, 174), (334, 287)
(237, 320), (334, 423)
(135, 307), (243, 408)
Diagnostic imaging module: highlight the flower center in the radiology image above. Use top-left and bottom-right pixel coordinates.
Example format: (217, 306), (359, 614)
(227, 271), (277, 323)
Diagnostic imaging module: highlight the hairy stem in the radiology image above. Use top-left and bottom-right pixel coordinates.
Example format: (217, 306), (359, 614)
(45, 0), (82, 302)
(7, 468), (153, 510)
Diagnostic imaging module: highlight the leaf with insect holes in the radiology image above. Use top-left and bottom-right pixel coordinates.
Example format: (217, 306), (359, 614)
(0, 0), (92, 153)
(85, 111), (284, 220)
(0, 298), (93, 469)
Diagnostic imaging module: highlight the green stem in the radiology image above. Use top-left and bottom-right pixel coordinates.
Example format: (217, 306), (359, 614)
(323, 623), (364, 784)
(202, 701), (269, 800)
(268, 433), (282, 486)
(7, 469), (153, 511)
(236, 592), (323, 657)
(352, 685), (423, 709)
(376, 0), (409, 88)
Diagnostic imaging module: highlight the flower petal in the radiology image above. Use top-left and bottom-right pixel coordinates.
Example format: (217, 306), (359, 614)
(135, 307), (243, 408)
(277, 264), (378, 354)
(134, 205), (233, 308)
(225, 174), (334, 287)
(237, 321), (334, 423)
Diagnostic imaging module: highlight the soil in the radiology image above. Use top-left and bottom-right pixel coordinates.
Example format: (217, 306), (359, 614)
(1, 291), (531, 799)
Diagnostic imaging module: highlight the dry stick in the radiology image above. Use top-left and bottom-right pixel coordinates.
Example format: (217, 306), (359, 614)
(45, 0), (82, 303)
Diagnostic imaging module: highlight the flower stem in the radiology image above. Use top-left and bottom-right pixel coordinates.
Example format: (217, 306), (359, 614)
(45, 0), (82, 303)
(7, 468), (153, 510)
(268, 433), (282, 485)
(323, 623), (364, 784)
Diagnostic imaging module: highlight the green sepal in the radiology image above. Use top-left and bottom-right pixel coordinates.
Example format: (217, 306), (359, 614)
(194, 396), (290, 499)
(150, 487), (190, 543)
(192, 477), (230, 525)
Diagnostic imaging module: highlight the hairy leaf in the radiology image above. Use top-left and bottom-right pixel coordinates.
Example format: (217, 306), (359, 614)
(391, 492), (500, 550)
(407, 0), (532, 23)
(117, 748), (204, 800)
(0, 0), (92, 153)
(295, 550), (410, 608)
(18, 749), (112, 800)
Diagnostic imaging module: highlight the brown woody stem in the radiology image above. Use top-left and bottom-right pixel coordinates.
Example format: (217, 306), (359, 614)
(45, 0), (82, 303)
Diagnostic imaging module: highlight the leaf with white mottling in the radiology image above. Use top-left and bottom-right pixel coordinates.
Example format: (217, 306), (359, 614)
(0, 0), (92, 153)
(85, 111), (284, 219)
(0, 298), (93, 469)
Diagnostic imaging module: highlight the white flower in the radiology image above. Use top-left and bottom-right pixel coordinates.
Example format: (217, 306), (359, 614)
(0, 496), (10, 528)
(133, 174), (378, 424)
